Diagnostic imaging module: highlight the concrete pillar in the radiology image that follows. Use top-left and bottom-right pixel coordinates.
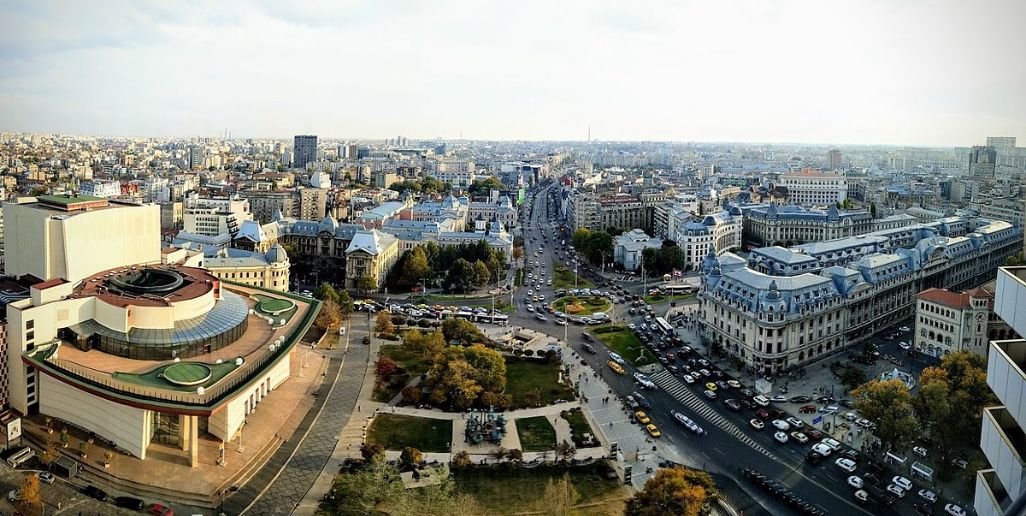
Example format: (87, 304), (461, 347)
(178, 414), (189, 451)
(189, 415), (199, 468)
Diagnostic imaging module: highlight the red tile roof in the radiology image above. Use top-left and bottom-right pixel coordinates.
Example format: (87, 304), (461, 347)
(32, 278), (68, 291)
(917, 288), (971, 309)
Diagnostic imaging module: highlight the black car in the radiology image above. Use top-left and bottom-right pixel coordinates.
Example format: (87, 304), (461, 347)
(632, 391), (652, 409)
(724, 399), (741, 411)
(114, 496), (145, 510)
(805, 451), (823, 465)
(581, 343), (597, 354)
(362, 336), (371, 345)
(789, 395), (812, 403)
(82, 485), (108, 501)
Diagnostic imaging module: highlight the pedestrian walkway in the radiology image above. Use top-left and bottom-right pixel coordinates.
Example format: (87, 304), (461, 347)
(223, 322), (371, 516)
(648, 370), (775, 460)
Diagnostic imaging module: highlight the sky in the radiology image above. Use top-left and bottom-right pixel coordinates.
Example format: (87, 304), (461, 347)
(1, 0), (1024, 146)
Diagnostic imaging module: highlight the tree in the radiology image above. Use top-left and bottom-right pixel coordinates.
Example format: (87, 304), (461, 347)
(356, 275), (377, 294)
(534, 473), (581, 516)
(473, 260), (491, 287)
(399, 447), (423, 471)
(506, 448), (524, 463)
(18, 474), (41, 507)
(426, 344), (507, 410)
(838, 366), (868, 391)
(512, 246), (524, 260)
(445, 258), (476, 293)
(326, 457), (404, 514)
(375, 311), (396, 335)
(404, 329), (446, 358)
(571, 228), (592, 250)
(315, 299), (342, 330)
(40, 436), (60, 470)
(376, 356), (399, 377)
(450, 450), (472, 470)
(851, 379), (919, 452)
(314, 282), (340, 303)
(404, 247), (431, 289)
(442, 318), (486, 346)
(626, 467), (717, 516)
(337, 290), (353, 318)
(870, 202), (878, 218)
(360, 442), (385, 462)
(556, 440), (576, 463)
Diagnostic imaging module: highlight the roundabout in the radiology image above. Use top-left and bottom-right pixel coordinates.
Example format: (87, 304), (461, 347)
(550, 295), (612, 316)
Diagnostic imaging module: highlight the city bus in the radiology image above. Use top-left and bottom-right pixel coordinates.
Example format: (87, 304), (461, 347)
(654, 317), (674, 335)
(659, 284), (696, 296)
(6, 447), (34, 468)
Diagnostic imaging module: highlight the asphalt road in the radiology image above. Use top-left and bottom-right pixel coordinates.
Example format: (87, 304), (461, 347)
(507, 183), (918, 516)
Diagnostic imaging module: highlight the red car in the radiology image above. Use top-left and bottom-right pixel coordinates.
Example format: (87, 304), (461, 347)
(804, 429), (824, 441)
(150, 503), (175, 516)
(799, 405), (817, 414)
(755, 409), (770, 420)
(666, 352), (676, 362)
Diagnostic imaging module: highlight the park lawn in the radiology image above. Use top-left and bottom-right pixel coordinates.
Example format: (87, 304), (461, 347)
(560, 408), (598, 448)
(552, 295), (612, 316)
(552, 261), (593, 289)
(514, 268), (525, 287)
(515, 416), (557, 452)
(366, 414), (453, 452)
(372, 345), (430, 402)
(643, 293), (696, 305)
(453, 464), (629, 515)
(591, 324), (657, 366)
(504, 358), (574, 409)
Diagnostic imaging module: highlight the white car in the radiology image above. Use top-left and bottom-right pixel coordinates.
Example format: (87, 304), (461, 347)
(835, 458), (857, 473)
(771, 419), (791, 431)
(886, 484), (906, 498)
(704, 390), (717, 400)
(773, 431), (789, 444)
(682, 374), (695, 384)
(918, 489), (937, 503)
(899, 341), (911, 350)
(633, 372), (651, 384)
(899, 326), (911, 332)
(37, 472), (56, 485)
(628, 324), (637, 330)
(750, 419), (765, 430)
(822, 437), (842, 451)
(913, 446), (928, 457)
(811, 442), (833, 457)
(535, 314), (548, 322)
(892, 475), (913, 491)
(790, 431), (809, 444)
(608, 352), (626, 365)
(944, 504), (966, 516)
(555, 319), (567, 326)
(786, 417), (804, 428)
(526, 305), (535, 313)
(847, 475), (863, 489)
(752, 395), (770, 407)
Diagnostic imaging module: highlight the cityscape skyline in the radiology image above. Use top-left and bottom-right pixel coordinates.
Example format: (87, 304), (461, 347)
(1, 0), (1025, 146)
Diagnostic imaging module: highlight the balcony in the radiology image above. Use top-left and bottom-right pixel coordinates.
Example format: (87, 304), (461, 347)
(995, 267), (1026, 337)
(975, 469), (1011, 516)
(981, 406), (1026, 499)
(988, 340), (1026, 427)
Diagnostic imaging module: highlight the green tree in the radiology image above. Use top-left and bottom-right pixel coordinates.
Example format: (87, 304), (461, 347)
(360, 442), (385, 462)
(852, 379), (920, 452)
(571, 228), (592, 250)
(325, 458), (404, 514)
(870, 202), (878, 218)
(314, 282), (340, 303)
(838, 366), (868, 391)
(426, 344), (506, 410)
(357, 275), (377, 294)
(444, 258), (476, 293)
(473, 259), (491, 287)
(626, 467), (717, 516)
(337, 290), (353, 318)
(404, 247), (431, 289)
(404, 329), (446, 359)
(441, 318), (485, 346)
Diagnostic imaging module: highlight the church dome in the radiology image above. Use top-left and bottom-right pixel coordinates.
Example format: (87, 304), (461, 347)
(266, 243), (289, 264)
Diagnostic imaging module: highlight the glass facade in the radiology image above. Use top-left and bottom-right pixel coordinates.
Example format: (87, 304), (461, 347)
(69, 291), (250, 360)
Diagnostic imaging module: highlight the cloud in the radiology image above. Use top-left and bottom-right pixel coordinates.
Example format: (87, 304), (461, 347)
(0, 0), (1024, 145)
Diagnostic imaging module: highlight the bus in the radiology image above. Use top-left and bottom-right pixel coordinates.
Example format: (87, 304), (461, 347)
(654, 317), (674, 335)
(6, 447), (34, 468)
(660, 284), (696, 296)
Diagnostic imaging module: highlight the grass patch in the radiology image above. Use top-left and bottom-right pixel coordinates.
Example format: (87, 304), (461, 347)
(515, 416), (557, 452)
(504, 357), (574, 409)
(560, 408), (599, 448)
(366, 414), (452, 452)
(453, 464), (628, 515)
(114, 361), (238, 391)
(551, 295), (612, 316)
(643, 293), (696, 305)
(591, 324), (657, 366)
(252, 294), (298, 327)
(373, 345), (430, 403)
(514, 268), (525, 287)
(552, 261), (593, 290)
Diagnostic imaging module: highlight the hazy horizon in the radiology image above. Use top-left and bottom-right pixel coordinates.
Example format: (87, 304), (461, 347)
(2, 0), (1024, 147)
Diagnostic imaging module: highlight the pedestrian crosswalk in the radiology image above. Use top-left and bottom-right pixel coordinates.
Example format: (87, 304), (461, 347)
(650, 370), (776, 460)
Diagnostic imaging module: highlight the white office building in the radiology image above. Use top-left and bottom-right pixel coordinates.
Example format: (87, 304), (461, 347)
(182, 195), (253, 238)
(779, 170), (848, 206)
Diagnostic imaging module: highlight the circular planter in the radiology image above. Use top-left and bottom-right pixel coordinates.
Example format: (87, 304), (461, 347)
(163, 363), (213, 386)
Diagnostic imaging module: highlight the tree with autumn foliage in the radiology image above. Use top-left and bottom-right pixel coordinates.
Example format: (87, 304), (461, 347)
(852, 379), (919, 452)
(375, 310), (395, 336)
(626, 467), (717, 516)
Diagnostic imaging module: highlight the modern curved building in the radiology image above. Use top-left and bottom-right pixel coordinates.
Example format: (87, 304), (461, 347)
(2, 195), (318, 467)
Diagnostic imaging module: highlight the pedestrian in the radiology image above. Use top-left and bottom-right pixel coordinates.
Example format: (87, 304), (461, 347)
(358, 404), (361, 412)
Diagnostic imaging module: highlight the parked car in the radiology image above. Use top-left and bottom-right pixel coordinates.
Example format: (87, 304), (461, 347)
(811, 442), (833, 456)
(704, 390), (717, 399)
(835, 458), (857, 473)
(581, 343), (597, 354)
(750, 419), (765, 430)
(790, 431), (809, 444)
(82, 485), (108, 501)
(773, 431), (789, 444)
(634, 411), (651, 424)
(37, 472), (56, 485)
(892, 476), (913, 491)
(944, 504), (966, 516)
(771, 419), (791, 431)
(115, 497), (146, 511)
(724, 399), (742, 411)
(918, 489), (938, 503)
(854, 489), (869, 504)
(887, 484), (907, 498)
(847, 476), (863, 489)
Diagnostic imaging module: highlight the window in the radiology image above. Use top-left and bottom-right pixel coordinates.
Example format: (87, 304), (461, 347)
(26, 320), (34, 330)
